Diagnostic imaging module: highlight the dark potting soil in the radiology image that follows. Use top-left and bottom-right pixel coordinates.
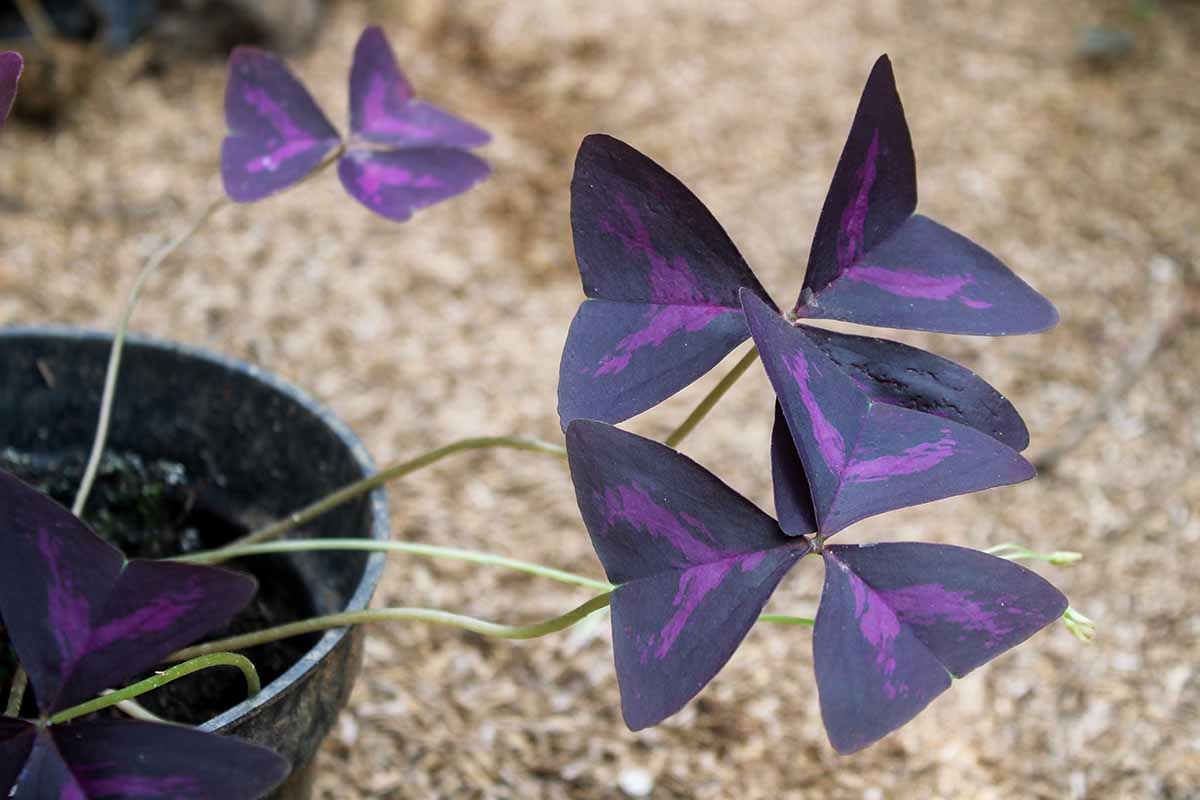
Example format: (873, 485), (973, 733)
(0, 447), (319, 725)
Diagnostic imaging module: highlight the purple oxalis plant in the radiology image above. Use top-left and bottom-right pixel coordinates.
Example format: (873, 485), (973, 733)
(558, 56), (1053, 422)
(566, 421), (1067, 752)
(222, 26), (490, 221)
(0, 471), (287, 798)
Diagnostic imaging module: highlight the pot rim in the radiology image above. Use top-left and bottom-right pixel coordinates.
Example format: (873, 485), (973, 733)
(0, 325), (390, 734)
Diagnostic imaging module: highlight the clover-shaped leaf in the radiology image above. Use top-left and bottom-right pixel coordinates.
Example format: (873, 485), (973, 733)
(744, 291), (1034, 535)
(815, 542), (1067, 753)
(222, 26), (490, 221)
(567, 420), (811, 730)
(0, 470), (287, 799)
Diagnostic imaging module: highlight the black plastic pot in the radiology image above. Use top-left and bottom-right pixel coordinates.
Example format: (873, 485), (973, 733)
(0, 327), (389, 800)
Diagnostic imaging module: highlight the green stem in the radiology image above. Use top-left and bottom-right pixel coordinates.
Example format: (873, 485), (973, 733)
(72, 194), (229, 516)
(985, 543), (1083, 566)
(664, 346), (759, 449)
(168, 593), (614, 663)
(48, 653), (260, 726)
(220, 436), (567, 550)
(758, 614), (815, 626)
(174, 538), (614, 593)
(4, 667), (27, 717)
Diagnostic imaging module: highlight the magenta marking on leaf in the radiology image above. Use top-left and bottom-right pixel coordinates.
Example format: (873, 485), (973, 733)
(357, 162), (443, 202)
(89, 583), (207, 652)
(598, 483), (725, 564)
(240, 86), (320, 173)
(837, 130), (880, 273)
(77, 769), (201, 797)
(37, 530), (93, 677)
(784, 352), (847, 474)
(843, 430), (957, 484)
(361, 75), (434, 139)
(845, 561), (906, 699)
(841, 264), (994, 309)
(657, 560), (734, 658)
(599, 194), (712, 304)
(593, 304), (727, 377)
(880, 583), (1030, 646)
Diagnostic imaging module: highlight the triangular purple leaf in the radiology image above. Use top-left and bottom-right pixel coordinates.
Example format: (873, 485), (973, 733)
(221, 46), (341, 203)
(797, 324), (1029, 451)
(743, 291), (1034, 535)
(336, 147), (490, 222)
(348, 26), (490, 149)
(0, 52), (23, 129)
(560, 134), (773, 428)
(46, 719), (288, 799)
(794, 55), (1057, 335)
(0, 471), (258, 713)
(0, 719), (35, 797)
(557, 300), (752, 429)
(566, 421), (812, 730)
(814, 542), (1067, 753)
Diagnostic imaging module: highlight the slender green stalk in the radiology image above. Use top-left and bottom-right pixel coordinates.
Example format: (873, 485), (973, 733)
(220, 436), (567, 550)
(168, 593), (613, 663)
(758, 614), (815, 626)
(985, 543), (1083, 566)
(664, 346), (759, 448)
(72, 194), (229, 516)
(4, 667), (27, 717)
(48, 652), (260, 726)
(174, 538), (615, 592)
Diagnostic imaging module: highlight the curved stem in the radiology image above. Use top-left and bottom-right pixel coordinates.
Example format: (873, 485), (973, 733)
(985, 543), (1083, 566)
(4, 667), (27, 717)
(168, 593), (614, 663)
(72, 194), (229, 516)
(48, 652), (260, 726)
(221, 436), (567, 550)
(664, 346), (759, 449)
(174, 538), (614, 593)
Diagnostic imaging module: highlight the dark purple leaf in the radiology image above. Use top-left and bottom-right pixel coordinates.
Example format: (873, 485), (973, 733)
(0, 51), (22, 128)
(566, 420), (812, 730)
(221, 46), (341, 203)
(814, 542), (1067, 753)
(336, 147), (490, 222)
(0, 471), (258, 713)
(0, 719), (35, 797)
(348, 26), (490, 148)
(13, 730), (84, 799)
(559, 134), (773, 428)
(45, 719), (288, 799)
(794, 55), (1057, 335)
(797, 324), (1029, 451)
(743, 291), (1034, 534)
(557, 300), (751, 429)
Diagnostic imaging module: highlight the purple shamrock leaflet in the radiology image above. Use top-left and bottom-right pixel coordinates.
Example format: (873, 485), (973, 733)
(794, 55), (1058, 335)
(222, 26), (489, 221)
(558, 134), (775, 428)
(567, 420), (812, 730)
(814, 542), (1067, 753)
(0, 470), (287, 799)
(743, 290), (1035, 535)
